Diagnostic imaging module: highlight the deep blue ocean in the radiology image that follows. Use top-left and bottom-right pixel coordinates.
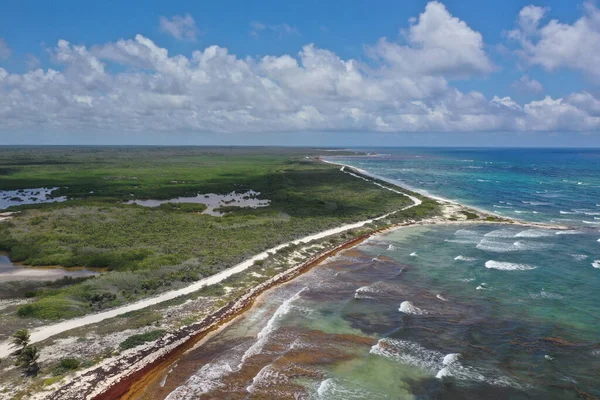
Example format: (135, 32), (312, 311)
(333, 148), (600, 228)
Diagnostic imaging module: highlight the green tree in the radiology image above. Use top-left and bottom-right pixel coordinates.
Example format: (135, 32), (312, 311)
(10, 328), (30, 356)
(16, 345), (40, 376)
(9, 329), (40, 376)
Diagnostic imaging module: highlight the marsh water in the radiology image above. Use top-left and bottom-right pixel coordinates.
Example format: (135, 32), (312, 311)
(126, 190), (270, 216)
(0, 187), (67, 210)
(143, 149), (600, 399)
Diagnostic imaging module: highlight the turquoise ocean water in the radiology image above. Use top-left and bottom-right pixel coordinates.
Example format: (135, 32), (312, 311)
(160, 149), (600, 399)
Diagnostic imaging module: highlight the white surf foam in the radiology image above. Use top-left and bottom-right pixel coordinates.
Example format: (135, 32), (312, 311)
(436, 294), (449, 302)
(165, 361), (232, 399)
(477, 238), (551, 253)
(522, 201), (551, 206)
(570, 254), (588, 261)
(370, 339), (442, 372)
(592, 260), (600, 269)
(370, 339), (523, 388)
(484, 229), (516, 238)
(446, 239), (480, 244)
(555, 230), (582, 235)
(246, 364), (287, 393)
(354, 286), (380, 300)
(443, 353), (462, 365)
(387, 244), (398, 251)
(515, 229), (554, 238)
(316, 378), (366, 398)
(239, 287), (307, 366)
(399, 301), (427, 315)
(512, 241), (553, 251)
(409, 252), (418, 257)
(485, 260), (537, 271)
(454, 229), (480, 236)
(454, 255), (477, 261)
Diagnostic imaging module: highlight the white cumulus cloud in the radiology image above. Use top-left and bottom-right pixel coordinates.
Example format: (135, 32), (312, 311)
(509, 2), (600, 83)
(369, 1), (495, 78)
(159, 14), (198, 41)
(0, 1), (599, 137)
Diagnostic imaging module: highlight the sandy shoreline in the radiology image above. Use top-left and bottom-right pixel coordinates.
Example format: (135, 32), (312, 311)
(11, 159), (569, 399)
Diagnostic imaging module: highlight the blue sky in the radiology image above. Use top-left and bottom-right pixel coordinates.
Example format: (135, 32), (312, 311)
(1, 0), (599, 146)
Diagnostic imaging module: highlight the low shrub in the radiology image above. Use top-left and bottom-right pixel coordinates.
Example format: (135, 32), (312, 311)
(60, 358), (80, 370)
(119, 330), (165, 350)
(17, 297), (88, 320)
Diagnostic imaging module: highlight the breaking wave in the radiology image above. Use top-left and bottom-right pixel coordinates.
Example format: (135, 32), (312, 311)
(485, 260), (537, 271)
(239, 287), (307, 366)
(477, 238), (552, 252)
(454, 255), (477, 261)
(354, 285), (380, 300)
(515, 229), (554, 238)
(369, 339), (524, 388)
(399, 301), (427, 315)
(484, 229), (516, 238)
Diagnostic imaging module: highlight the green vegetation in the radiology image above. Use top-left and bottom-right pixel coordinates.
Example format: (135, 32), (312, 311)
(119, 330), (166, 350)
(460, 210), (479, 220)
(0, 147), (440, 321)
(58, 358), (80, 370)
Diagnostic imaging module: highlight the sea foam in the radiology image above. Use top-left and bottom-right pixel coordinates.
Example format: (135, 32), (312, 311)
(454, 255), (477, 261)
(354, 286), (380, 300)
(485, 260), (537, 271)
(515, 229), (554, 238)
(484, 229), (516, 238)
(476, 238), (551, 253)
(592, 260), (600, 269)
(399, 301), (427, 315)
(369, 339), (522, 388)
(454, 229), (480, 236)
(239, 287), (306, 366)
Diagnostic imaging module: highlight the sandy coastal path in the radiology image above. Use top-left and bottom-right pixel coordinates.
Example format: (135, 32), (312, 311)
(0, 167), (420, 358)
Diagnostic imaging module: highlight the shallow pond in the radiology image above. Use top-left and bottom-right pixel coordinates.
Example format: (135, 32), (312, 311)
(126, 190), (270, 216)
(0, 254), (101, 282)
(0, 187), (67, 210)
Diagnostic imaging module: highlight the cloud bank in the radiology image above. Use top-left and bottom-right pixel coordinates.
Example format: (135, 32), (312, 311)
(0, 1), (599, 136)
